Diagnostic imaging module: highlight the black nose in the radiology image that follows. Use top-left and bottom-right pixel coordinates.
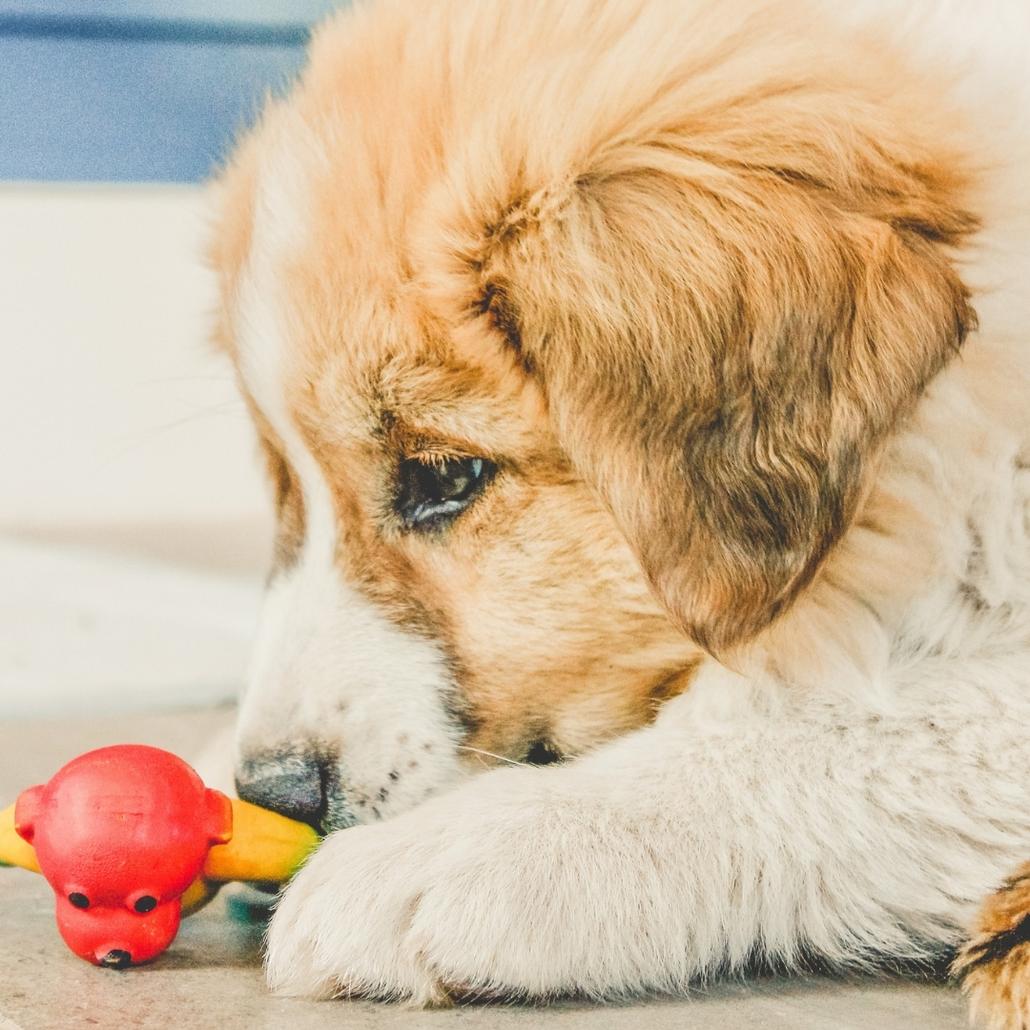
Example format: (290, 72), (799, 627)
(100, 949), (132, 970)
(235, 749), (327, 828)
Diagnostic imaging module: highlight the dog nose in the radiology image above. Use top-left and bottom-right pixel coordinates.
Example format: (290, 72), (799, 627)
(235, 750), (326, 828)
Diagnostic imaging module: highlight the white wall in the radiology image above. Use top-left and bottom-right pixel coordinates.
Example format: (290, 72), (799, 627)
(0, 184), (272, 717)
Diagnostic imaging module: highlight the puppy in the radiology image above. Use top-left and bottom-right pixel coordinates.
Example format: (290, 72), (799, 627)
(210, 0), (1030, 1021)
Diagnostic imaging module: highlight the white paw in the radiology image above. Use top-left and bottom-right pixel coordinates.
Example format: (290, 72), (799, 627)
(264, 767), (655, 1003)
(265, 816), (448, 1003)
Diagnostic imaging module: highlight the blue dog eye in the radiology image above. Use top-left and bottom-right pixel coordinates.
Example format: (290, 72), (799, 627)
(69, 892), (90, 909)
(395, 456), (496, 531)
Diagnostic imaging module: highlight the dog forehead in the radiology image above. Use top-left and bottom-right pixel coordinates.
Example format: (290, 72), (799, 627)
(236, 208), (535, 459)
(234, 178), (375, 444)
(225, 76), (550, 465)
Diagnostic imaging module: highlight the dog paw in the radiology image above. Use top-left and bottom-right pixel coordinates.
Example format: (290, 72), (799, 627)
(264, 767), (637, 1003)
(265, 816), (448, 1003)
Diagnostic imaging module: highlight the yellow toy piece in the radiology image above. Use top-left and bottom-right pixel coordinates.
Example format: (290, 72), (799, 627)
(0, 803), (40, 874)
(0, 797), (318, 916)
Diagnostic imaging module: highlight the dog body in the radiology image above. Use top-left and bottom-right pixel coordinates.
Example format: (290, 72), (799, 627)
(211, 0), (1030, 1016)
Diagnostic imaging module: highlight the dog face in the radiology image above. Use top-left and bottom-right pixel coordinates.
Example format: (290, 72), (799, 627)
(222, 157), (699, 825)
(214, 0), (975, 830)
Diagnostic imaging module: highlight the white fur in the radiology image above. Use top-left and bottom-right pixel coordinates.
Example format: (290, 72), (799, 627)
(234, 143), (465, 824)
(267, 657), (1030, 1000)
(248, 0), (1030, 1006)
(238, 536), (466, 822)
(264, 429), (1030, 1001)
(266, 400), (1030, 998)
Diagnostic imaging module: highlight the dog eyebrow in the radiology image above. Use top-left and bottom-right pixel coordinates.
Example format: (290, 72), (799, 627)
(379, 406), (509, 460)
(374, 364), (541, 460)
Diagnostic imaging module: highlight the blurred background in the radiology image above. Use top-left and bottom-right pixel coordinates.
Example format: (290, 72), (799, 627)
(0, 1), (340, 718)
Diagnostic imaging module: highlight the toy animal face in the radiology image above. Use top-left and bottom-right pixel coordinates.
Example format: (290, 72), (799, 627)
(216, 0), (974, 831)
(53, 891), (182, 968)
(15, 746), (233, 967)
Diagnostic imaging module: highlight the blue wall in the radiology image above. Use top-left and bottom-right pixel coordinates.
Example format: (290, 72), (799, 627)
(0, 2), (342, 182)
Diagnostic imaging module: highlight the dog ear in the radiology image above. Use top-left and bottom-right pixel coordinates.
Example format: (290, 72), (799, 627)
(475, 109), (977, 653)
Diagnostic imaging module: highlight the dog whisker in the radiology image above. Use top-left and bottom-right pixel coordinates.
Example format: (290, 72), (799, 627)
(456, 745), (531, 769)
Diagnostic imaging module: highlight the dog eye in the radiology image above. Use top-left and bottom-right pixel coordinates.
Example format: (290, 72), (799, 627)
(68, 892), (90, 909)
(395, 456), (496, 530)
(133, 895), (158, 914)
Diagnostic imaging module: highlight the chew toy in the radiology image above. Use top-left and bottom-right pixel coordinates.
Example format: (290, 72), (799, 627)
(0, 744), (318, 968)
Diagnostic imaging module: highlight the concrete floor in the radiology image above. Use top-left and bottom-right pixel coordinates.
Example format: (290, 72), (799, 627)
(0, 707), (972, 1030)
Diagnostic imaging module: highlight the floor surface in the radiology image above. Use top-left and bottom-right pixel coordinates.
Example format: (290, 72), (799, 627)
(0, 708), (972, 1030)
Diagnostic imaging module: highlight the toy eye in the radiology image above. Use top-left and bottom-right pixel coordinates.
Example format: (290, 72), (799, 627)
(68, 892), (89, 909)
(134, 895), (157, 913)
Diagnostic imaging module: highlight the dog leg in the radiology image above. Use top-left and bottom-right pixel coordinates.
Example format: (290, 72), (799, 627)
(264, 665), (1030, 1003)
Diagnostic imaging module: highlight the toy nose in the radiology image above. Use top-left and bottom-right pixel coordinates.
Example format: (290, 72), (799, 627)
(98, 948), (132, 969)
(235, 749), (327, 828)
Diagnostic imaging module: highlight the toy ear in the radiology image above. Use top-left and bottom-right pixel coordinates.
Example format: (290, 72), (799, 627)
(203, 789), (233, 846)
(14, 785), (44, 844)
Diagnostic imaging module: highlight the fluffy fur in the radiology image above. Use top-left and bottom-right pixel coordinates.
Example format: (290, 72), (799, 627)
(209, 0), (1030, 1023)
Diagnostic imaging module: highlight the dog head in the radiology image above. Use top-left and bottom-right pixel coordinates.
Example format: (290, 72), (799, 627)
(213, 0), (976, 829)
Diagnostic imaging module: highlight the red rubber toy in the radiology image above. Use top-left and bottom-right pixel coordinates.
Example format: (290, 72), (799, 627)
(13, 745), (233, 968)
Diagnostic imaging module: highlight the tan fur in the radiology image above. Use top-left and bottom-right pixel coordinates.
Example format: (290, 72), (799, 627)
(283, 343), (700, 757)
(213, 2), (974, 757)
(955, 864), (1030, 1030)
(411, 13), (978, 654)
